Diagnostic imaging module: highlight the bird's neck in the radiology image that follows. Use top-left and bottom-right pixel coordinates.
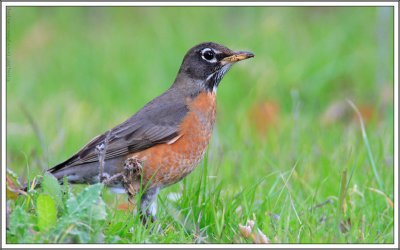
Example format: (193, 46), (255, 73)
(173, 66), (231, 95)
(172, 73), (209, 96)
(205, 64), (232, 93)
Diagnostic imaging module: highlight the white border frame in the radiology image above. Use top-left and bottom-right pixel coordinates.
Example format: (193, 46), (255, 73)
(1, 1), (398, 249)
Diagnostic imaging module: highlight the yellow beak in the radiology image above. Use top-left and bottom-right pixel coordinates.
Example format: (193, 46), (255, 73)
(221, 51), (254, 65)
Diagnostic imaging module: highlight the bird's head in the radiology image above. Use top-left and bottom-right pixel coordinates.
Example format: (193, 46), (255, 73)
(175, 42), (254, 92)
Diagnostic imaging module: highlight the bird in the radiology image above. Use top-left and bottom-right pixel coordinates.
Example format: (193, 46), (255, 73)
(45, 42), (254, 223)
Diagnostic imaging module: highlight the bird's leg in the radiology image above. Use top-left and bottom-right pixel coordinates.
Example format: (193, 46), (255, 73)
(140, 186), (160, 225)
(95, 131), (111, 183)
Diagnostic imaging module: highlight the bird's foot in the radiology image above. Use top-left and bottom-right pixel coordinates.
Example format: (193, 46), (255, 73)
(139, 186), (160, 227)
(101, 172), (123, 185)
(140, 213), (156, 225)
(122, 157), (143, 197)
(140, 213), (165, 234)
(123, 157), (143, 176)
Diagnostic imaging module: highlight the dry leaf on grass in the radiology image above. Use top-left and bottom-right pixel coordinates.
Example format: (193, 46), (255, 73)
(239, 220), (254, 239)
(320, 100), (349, 125)
(6, 168), (27, 200)
(117, 202), (133, 211)
(339, 217), (351, 234)
(252, 228), (269, 244)
(248, 100), (280, 137)
(238, 219), (270, 244)
(321, 100), (380, 126)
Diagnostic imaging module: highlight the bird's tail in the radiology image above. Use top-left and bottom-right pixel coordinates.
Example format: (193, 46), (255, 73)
(47, 157), (124, 185)
(18, 159), (88, 193)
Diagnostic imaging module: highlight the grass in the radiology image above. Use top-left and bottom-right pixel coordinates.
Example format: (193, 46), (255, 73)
(5, 6), (395, 244)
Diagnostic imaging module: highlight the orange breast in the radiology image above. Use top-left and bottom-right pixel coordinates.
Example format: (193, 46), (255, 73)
(129, 91), (217, 189)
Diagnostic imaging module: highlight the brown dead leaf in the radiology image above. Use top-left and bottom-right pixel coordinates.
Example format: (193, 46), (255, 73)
(238, 219), (270, 244)
(6, 169), (27, 200)
(354, 105), (377, 124)
(339, 217), (351, 234)
(248, 100), (280, 137)
(321, 100), (350, 125)
(239, 220), (253, 239)
(321, 100), (380, 126)
(252, 228), (270, 244)
(117, 202), (133, 211)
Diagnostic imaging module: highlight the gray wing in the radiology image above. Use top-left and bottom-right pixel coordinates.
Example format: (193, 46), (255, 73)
(48, 92), (189, 173)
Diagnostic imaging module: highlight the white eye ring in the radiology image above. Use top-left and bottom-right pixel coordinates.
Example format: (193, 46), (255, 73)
(201, 48), (217, 63)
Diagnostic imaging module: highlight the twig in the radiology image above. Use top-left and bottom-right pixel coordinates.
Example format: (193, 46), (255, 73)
(102, 173), (123, 185)
(308, 198), (334, 212)
(96, 131), (111, 182)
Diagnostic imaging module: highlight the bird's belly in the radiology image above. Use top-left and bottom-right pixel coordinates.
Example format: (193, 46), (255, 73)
(145, 134), (210, 188)
(132, 92), (216, 189)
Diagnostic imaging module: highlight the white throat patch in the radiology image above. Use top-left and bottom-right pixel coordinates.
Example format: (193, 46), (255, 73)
(206, 64), (232, 93)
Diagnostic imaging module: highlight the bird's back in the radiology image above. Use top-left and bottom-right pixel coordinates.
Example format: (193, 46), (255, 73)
(47, 86), (192, 183)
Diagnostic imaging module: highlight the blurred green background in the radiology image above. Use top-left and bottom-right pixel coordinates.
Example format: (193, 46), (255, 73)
(6, 6), (394, 243)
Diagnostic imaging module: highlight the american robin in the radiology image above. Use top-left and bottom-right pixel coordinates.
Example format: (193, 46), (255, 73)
(46, 42), (254, 222)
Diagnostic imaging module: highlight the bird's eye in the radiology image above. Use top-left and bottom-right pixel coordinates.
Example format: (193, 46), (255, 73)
(201, 48), (216, 62)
